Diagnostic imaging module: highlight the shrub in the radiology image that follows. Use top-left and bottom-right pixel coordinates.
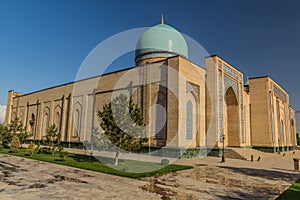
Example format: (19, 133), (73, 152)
(37, 147), (52, 154)
(35, 142), (40, 151)
(26, 141), (35, 156)
(121, 166), (129, 172)
(10, 135), (20, 153)
(161, 158), (169, 166)
(59, 150), (68, 161)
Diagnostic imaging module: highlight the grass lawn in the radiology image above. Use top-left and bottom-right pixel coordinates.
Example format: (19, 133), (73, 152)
(276, 179), (300, 200)
(0, 148), (192, 179)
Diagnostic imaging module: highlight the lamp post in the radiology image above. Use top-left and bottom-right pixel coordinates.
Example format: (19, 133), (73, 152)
(222, 134), (225, 162)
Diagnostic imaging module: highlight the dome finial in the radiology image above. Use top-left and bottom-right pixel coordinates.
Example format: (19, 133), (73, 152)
(161, 14), (164, 25)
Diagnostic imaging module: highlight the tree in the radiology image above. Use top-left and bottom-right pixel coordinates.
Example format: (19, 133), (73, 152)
(0, 118), (28, 149)
(7, 117), (28, 147)
(0, 123), (11, 148)
(45, 124), (62, 155)
(0, 124), (6, 147)
(98, 93), (147, 165)
(10, 135), (20, 153)
(91, 127), (110, 151)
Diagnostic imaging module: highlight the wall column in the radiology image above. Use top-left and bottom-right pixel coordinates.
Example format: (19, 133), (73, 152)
(5, 90), (14, 125)
(37, 102), (44, 140)
(60, 95), (67, 141)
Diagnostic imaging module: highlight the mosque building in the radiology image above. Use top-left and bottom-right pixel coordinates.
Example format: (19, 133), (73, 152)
(5, 20), (297, 155)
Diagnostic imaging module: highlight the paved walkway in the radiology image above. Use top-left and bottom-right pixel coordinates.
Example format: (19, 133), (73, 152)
(169, 150), (300, 199)
(1, 150), (300, 199)
(0, 154), (160, 200)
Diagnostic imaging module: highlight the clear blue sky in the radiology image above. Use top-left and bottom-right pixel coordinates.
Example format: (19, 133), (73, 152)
(0, 0), (299, 111)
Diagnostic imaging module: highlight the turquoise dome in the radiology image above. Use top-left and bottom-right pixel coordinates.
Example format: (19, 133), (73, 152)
(135, 24), (188, 62)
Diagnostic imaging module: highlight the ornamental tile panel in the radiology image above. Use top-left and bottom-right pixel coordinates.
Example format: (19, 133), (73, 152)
(218, 71), (223, 141)
(224, 75), (238, 97)
(224, 64), (238, 79)
(273, 85), (286, 100)
(186, 82), (199, 98)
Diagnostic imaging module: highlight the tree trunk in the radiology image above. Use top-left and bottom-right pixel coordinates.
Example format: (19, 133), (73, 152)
(114, 150), (119, 165)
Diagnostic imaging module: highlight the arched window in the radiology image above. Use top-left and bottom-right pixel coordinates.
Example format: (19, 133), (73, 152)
(29, 113), (35, 135)
(54, 105), (61, 131)
(154, 105), (166, 137)
(73, 109), (80, 137)
(280, 120), (285, 143)
(19, 112), (24, 123)
(151, 92), (166, 139)
(291, 119), (295, 144)
(55, 112), (60, 130)
(12, 111), (17, 120)
(43, 113), (49, 136)
(186, 100), (193, 139)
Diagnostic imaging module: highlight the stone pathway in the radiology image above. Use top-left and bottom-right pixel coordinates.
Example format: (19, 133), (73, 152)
(0, 154), (160, 200)
(142, 164), (297, 200)
(1, 150), (300, 200)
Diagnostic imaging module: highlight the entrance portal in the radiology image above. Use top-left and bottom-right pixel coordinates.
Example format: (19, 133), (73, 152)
(225, 87), (240, 146)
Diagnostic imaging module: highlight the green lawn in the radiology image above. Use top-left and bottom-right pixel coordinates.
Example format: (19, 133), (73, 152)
(276, 179), (300, 200)
(0, 148), (192, 179)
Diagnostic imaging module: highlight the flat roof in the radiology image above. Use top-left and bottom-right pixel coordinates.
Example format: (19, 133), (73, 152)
(12, 55), (204, 98)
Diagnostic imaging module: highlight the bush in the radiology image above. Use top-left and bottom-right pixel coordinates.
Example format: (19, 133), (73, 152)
(121, 166), (129, 172)
(161, 158), (169, 166)
(10, 135), (20, 153)
(59, 150), (68, 161)
(37, 147), (52, 154)
(35, 142), (40, 151)
(26, 141), (35, 156)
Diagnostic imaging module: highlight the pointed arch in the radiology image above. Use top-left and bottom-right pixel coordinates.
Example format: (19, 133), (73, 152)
(12, 111), (17, 120)
(31, 113), (35, 121)
(73, 109), (80, 137)
(280, 119), (285, 144)
(186, 100), (193, 139)
(29, 113), (35, 135)
(19, 111), (24, 124)
(42, 107), (50, 137)
(73, 102), (82, 138)
(54, 105), (62, 131)
(225, 87), (238, 106)
(186, 90), (198, 141)
(291, 119), (295, 145)
(151, 91), (167, 139)
(225, 86), (240, 146)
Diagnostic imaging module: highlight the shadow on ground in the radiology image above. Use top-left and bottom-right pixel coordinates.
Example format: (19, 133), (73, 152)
(219, 166), (299, 181)
(276, 179), (300, 200)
